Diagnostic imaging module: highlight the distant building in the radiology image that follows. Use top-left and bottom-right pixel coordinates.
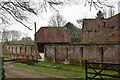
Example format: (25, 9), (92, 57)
(82, 13), (120, 43)
(35, 27), (71, 53)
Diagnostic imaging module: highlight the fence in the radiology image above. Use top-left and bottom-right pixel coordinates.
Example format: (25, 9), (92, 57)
(3, 44), (40, 61)
(45, 44), (120, 64)
(85, 60), (120, 80)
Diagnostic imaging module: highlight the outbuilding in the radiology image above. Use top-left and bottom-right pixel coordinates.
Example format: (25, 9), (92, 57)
(35, 27), (71, 53)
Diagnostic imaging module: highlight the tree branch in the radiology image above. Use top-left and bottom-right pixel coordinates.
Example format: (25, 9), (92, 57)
(2, 6), (32, 30)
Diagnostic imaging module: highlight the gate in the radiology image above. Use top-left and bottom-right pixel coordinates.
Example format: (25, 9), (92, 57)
(85, 60), (120, 80)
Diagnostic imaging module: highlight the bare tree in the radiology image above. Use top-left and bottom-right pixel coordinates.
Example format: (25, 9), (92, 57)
(84, 0), (114, 11)
(1, 29), (9, 43)
(108, 7), (115, 17)
(0, 30), (21, 43)
(0, 0), (113, 30)
(0, 0), (67, 30)
(48, 13), (66, 27)
(76, 19), (83, 28)
(0, 0), (38, 30)
(9, 30), (21, 42)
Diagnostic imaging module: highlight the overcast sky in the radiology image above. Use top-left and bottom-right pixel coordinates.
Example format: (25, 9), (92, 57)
(3, 0), (120, 40)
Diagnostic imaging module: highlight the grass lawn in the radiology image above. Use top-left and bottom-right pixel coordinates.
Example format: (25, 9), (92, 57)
(13, 62), (85, 78)
(3, 57), (13, 60)
(13, 61), (120, 79)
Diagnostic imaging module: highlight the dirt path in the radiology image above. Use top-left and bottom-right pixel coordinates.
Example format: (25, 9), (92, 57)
(4, 62), (62, 78)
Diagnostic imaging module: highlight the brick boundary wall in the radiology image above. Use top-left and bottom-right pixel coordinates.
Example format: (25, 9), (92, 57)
(45, 44), (120, 64)
(3, 44), (39, 61)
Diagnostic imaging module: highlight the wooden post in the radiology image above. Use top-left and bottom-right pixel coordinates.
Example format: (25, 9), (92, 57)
(67, 46), (69, 61)
(80, 46), (83, 63)
(11, 47), (13, 58)
(100, 46), (104, 62)
(80, 46), (84, 65)
(34, 22), (36, 42)
(16, 47), (17, 59)
(44, 46), (47, 61)
(54, 46), (56, 62)
(34, 46), (38, 61)
(20, 47), (21, 58)
(8, 46), (10, 58)
(80, 46), (83, 58)
(25, 46), (26, 58)
(30, 46), (32, 59)
(34, 22), (39, 61)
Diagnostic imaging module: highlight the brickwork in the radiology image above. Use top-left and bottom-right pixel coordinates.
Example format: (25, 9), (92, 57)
(82, 13), (120, 43)
(3, 44), (39, 60)
(45, 44), (120, 64)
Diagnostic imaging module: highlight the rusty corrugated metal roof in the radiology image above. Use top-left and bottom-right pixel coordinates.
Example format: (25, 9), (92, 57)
(35, 27), (71, 43)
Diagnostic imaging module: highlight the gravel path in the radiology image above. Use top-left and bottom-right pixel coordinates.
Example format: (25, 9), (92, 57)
(4, 62), (62, 78)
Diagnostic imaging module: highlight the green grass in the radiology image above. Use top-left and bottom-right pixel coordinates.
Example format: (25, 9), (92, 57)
(3, 57), (12, 60)
(13, 62), (84, 78)
(13, 61), (119, 79)
(36, 62), (85, 73)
